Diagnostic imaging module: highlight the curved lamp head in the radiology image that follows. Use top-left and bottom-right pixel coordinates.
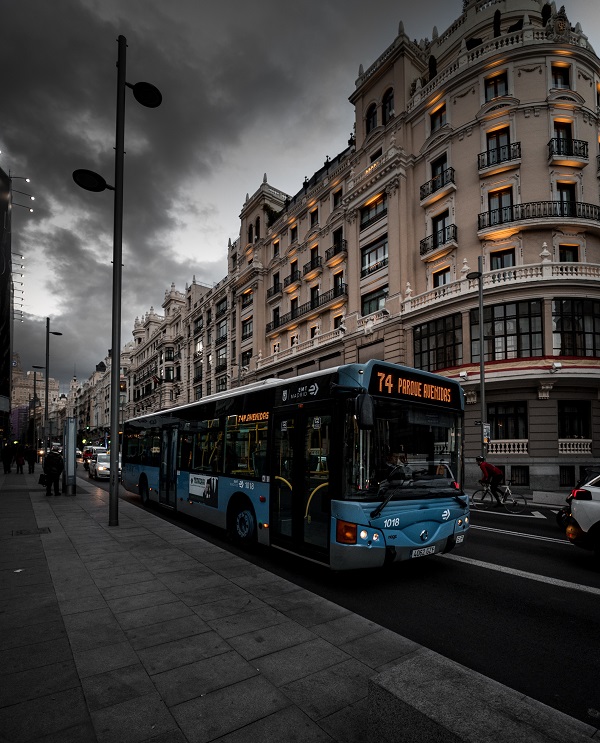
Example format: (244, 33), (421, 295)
(72, 169), (114, 193)
(129, 81), (162, 108)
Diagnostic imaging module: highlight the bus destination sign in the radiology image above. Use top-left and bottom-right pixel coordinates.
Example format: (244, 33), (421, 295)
(369, 365), (460, 409)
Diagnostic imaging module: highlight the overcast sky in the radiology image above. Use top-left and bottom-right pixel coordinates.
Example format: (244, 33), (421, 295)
(4, 0), (598, 391)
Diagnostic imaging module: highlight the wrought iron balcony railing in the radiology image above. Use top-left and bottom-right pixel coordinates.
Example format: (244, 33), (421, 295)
(548, 138), (588, 159)
(283, 269), (301, 288)
(266, 283), (348, 332)
(419, 224), (458, 256)
(419, 167), (455, 200)
(478, 142), (521, 169)
(478, 201), (600, 230)
(325, 239), (347, 261)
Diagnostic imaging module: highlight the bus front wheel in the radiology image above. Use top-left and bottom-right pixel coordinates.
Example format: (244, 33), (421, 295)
(229, 500), (256, 545)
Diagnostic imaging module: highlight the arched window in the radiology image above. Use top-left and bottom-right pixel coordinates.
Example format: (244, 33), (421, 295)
(255, 216), (261, 240)
(382, 89), (394, 125)
(248, 224), (254, 244)
(366, 103), (377, 134)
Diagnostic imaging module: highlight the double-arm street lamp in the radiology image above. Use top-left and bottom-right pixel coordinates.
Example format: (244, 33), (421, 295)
(466, 256), (487, 459)
(73, 35), (161, 527)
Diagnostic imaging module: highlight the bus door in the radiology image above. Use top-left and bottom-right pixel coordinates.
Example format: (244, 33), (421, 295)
(271, 409), (332, 559)
(159, 425), (178, 508)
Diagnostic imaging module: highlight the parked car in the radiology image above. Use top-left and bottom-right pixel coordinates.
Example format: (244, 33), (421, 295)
(565, 470), (600, 560)
(88, 452), (121, 480)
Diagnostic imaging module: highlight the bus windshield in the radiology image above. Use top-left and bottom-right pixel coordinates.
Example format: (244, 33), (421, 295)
(344, 397), (461, 501)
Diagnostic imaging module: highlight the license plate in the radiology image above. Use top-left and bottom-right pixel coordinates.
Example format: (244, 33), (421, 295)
(411, 545), (436, 558)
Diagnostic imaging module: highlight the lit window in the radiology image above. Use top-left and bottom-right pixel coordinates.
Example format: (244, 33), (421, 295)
(485, 71), (508, 101)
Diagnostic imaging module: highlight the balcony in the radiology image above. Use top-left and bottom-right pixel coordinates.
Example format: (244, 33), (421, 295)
(283, 269), (301, 292)
(240, 294), (253, 309)
(419, 224), (458, 260)
(478, 142), (521, 174)
(266, 284), (348, 333)
(548, 138), (588, 167)
(325, 240), (347, 266)
(303, 256), (323, 280)
(558, 439), (592, 455)
(216, 304), (228, 319)
(477, 201), (600, 236)
(215, 332), (227, 347)
(267, 282), (282, 302)
(419, 167), (456, 206)
(215, 362), (228, 374)
(487, 440), (528, 456)
(193, 373), (203, 384)
(361, 256), (388, 279)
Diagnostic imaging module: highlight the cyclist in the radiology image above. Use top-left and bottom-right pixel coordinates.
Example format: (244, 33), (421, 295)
(476, 456), (503, 507)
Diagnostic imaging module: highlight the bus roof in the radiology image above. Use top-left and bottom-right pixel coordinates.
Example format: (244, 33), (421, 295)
(125, 360), (462, 424)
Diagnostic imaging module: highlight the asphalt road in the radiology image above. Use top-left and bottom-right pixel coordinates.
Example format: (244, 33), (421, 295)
(89, 474), (600, 727)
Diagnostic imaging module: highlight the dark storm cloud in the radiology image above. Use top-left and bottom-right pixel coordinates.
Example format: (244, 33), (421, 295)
(5, 0), (596, 388)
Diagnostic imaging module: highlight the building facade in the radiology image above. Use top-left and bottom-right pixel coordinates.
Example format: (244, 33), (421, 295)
(77, 0), (599, 492)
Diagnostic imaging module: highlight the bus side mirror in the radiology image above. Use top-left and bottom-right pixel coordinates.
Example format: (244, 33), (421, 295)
(355, 394), (374, 430)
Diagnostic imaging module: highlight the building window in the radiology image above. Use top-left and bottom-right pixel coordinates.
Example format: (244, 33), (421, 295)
(485, 71), (508, 101)
(273, 342), (280, 354)
(552, 64), (571, 89)
(333, 189), (343, 208)
(553, 298), (600, 356)
(290, 333), (299, 347)
(216, 298), (227, 317)
(432, 210), (450, 247)
(433, 267), (451, 287)
(217, 377), (227, 392)
(241, 349), (252, 367)
(360, 193), (387, 230)
(488, 187), (513, 225)
(430, 103), (446, 132)
(559, 244), (579, 262)
(310, 208), (319, 227)
(273, 240), (279, 258)
(241, 317), (253, 341)
(556, 182), (577, 216)
(490, 248), (515, 270)
(431, 154), (447, 188)
(310, 286), (319, 308)
(361, 286), (388, 316)
(290, 225), (298, 243)
(310, 325), (319, 339)
(366, 103), (377, 134)
(164, 367), (174, 382)
(165, 348), (174, 362)
(471, 300), (543, 361)
(361, 235), (388, 277)
(334, 315), (344, 329)
(382, 88), (394, 125)
(290, 297), (298, 318)
(413, 314), (463, 372)
(486, 127), (510, 164)
(510, 466), (530, 486)
(216, 346), (227, 367)
(334, 271), (344, 293)
(206, 381), (212, 396)
(488, 401), (528, 440)
(558, 400), (591, 439)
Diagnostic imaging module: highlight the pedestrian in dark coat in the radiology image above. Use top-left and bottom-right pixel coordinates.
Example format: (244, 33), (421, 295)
(43, 448), (64, 496)
(24, 446), (36, 473)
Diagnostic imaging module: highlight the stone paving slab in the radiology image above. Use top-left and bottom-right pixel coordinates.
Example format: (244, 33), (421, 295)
(0, 472), (596, 743)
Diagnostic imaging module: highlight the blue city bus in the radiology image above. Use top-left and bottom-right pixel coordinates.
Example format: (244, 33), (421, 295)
(122, 360), (469, 570)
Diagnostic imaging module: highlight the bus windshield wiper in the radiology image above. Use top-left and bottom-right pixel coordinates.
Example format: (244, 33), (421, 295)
(370, 465), (404, 520)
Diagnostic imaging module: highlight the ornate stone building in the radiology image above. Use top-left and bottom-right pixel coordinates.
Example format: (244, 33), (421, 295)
(109, 0), (599, 491)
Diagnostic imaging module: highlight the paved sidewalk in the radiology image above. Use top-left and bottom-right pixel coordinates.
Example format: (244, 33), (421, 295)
(0, 472), (417, 743)
(0, 472), (596, 743)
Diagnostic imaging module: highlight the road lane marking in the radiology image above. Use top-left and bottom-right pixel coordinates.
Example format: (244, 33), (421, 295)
(442, 554), (600, 596)
(470, 524), (569, 544)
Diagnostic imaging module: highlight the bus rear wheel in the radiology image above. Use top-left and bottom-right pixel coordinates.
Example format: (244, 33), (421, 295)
(229, 501), (256, 545)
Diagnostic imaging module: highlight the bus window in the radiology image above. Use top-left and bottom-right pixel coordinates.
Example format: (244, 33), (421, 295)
(225, 415), (269, 478)
(191, 420), (225, 474)
(178, 433), (193, 471)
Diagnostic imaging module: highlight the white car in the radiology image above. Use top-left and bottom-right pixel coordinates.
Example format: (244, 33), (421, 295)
(566, 471), (600, 559)
(88, 452), (121, 480)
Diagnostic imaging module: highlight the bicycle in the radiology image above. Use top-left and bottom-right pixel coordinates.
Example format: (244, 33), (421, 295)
(470, 480), (528, 514)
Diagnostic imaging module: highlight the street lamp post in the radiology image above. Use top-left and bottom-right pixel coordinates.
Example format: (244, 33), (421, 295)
(42, 318), (62, 454)
(467, 256), (487, 458)
(31, 366), (44, 451)
(73, 35), (161, 527)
